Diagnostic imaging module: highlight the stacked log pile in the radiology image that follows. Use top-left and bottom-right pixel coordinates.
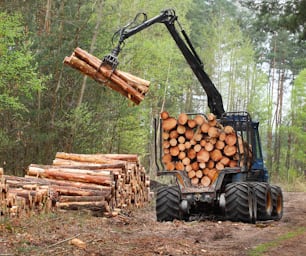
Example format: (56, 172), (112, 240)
(1, 169), (52, 217)
(0, 153), (150, 217)
(160, 111), (252, 187)
(64, 47), (150, 105)
(26, 152), (150, 215)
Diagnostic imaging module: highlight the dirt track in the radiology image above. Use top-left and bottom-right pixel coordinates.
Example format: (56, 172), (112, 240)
(1, 192), (306, 255)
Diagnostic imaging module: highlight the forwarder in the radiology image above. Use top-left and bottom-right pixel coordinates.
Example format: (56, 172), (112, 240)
(102, 9), (283, 223)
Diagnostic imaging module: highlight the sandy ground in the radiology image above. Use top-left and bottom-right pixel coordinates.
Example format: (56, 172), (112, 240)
(1, 192), (306, 256)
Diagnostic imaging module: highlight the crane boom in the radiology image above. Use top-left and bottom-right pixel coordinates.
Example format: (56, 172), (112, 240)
(103, 9), (225, 117)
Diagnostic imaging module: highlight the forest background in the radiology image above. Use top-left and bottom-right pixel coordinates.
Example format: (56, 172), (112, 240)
(0, 0), (305, 190)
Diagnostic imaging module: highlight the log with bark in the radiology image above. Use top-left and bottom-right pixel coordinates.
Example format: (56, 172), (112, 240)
(0, 171), (53, 217)
(57, 201), (110, 212)
(2, 153), (150, 218)
(26, 153), (150, 215)
(63, 47), (150, 105)
(160, 111), (253, 187)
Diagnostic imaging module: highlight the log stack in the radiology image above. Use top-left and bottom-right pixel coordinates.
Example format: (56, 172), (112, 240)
(1, 169), (52, 217)
(26, 152), (151, 216)
(160, 111), (252, 187)
(64, 47), (150, 105)
(1, 153), (150, 217)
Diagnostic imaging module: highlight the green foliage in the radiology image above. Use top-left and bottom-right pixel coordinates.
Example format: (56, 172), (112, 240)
(269, 69), (306, 182)
(0, 12), (45, 112)
(188, 1), (268, 115)
(241, 0), (306, 41)
(53, 103), (102, 153)
(288, 69), (306, 172)
(0, 11), (46, 172)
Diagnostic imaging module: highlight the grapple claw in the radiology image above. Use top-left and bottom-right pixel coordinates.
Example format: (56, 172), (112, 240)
(101, 46), (120, 70)
(102, 53), (119, 70)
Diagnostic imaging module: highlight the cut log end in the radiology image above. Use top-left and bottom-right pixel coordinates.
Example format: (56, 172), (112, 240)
(161, 111), (252, 187)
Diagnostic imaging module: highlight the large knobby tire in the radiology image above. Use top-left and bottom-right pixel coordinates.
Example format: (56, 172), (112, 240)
(156, 185), (182, 222)
(252, 182), (273, 220)
(270, 185), (283, 220)
(225, 182), (255, 223)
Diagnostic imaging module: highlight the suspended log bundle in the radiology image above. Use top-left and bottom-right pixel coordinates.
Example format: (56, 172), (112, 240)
(161, 112), (253, 187)
(64, 47), (150, 105)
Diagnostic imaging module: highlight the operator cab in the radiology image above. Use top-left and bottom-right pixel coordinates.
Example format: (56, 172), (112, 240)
(251, 121), (269, 182)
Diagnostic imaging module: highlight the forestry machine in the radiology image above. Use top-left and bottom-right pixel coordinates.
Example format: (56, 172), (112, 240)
(102, 9), (283, 223)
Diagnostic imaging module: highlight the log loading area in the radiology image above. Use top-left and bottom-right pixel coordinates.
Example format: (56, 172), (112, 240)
(1, 48), (249, 218)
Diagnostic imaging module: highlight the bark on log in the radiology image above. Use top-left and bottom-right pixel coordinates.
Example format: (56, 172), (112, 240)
(64, 55), (143, 105)
(115, 70), (150, 93)
(28, 164), (115, 176)
(27, 168), (113, 186)
(7, 175), (109, 192)
(55, 152), (115, 164)
(97, 154), (139, 162)
(57, 201), (110, 212)
(59, 195), (105, 203)
(50, 185), (112, 197)
(2, 153), (150, 216)
(64, 47), (150, 105)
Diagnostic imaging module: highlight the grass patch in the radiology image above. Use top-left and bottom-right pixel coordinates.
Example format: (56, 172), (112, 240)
(248, 227), (306, 256)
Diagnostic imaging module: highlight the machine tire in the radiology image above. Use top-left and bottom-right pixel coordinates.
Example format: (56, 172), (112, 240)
(156, 185), (182, 222)
(252, 182), (273, 220)
(225, 182), (255, 223)
(249, 185), (257, 224)
(270, 185), (283, 220)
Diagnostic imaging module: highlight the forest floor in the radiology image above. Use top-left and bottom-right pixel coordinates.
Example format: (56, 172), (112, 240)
(1, 191), (306, 256)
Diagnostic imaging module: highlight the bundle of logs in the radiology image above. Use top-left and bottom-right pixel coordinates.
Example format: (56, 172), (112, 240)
(0, 153), (151, 218)
(160, 111), (252, 187)
(1, 168), (51, 217)
(64, 47), (150, 105)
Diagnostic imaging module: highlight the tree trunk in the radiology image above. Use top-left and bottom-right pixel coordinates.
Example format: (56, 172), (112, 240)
(77, 0), (104, 107)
